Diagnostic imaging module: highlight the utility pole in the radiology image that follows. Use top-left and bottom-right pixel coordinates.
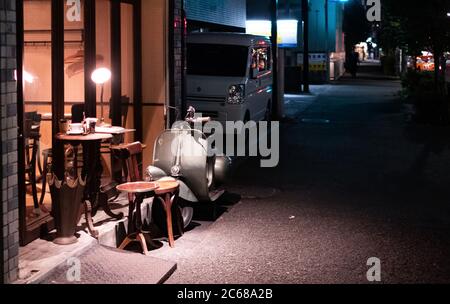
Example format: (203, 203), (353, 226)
(302, 0), (310, 93)
(270, 0), (279, 118)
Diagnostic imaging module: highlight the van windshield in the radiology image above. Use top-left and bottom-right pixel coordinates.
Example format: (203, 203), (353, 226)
(187, 43), (249, 77)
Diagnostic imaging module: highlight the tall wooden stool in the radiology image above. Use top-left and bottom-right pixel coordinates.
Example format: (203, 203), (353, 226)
(154, 179), (180, 248)
(117, 181), (158, 255)
(112, 142), (149, 254)
(114, 142), (180, 250)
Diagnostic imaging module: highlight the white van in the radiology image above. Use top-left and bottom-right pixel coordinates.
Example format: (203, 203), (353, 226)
(186, 33), (273, 125)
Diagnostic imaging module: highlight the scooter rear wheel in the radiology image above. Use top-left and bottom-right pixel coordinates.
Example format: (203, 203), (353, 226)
(152, 200), (190, 238)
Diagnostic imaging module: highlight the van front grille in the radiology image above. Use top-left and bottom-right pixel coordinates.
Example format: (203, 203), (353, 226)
(187, 95), (226, 103)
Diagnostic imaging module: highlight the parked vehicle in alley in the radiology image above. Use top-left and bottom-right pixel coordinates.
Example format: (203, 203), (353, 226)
(146, 111), (231, 230)
(186, 32), (273, 126)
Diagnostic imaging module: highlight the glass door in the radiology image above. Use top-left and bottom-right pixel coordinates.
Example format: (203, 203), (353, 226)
(19, 0), (54, 245)
(17, 0), (142, 245)
(64, 0), (85, 116)
(120, 2), (135, 144)
(18, 0), (87, 245)
(97, 0), (141, 180)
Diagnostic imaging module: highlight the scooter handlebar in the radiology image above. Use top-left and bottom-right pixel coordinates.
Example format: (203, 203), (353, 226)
(186, 117), (211, 123)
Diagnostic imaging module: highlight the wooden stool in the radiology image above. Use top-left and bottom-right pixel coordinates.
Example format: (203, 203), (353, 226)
(154, 179), (180, 248)
(24, 117), (41, 212)
(116, 181), (158, 255)
(38, 148), (52, 211)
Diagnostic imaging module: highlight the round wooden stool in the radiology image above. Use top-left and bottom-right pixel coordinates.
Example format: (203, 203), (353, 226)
(116, 181), (158, 255)
(154, 179), (180, 248)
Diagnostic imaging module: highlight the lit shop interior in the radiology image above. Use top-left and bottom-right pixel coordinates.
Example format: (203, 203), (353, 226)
(18, 0), (168, 245)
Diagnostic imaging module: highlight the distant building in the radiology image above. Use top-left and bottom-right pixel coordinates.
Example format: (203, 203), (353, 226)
(185, 0), (247, 32)
(247, 0), (346, 83)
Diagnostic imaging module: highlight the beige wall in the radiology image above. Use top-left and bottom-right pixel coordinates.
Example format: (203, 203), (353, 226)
(141, 0), (168, 169)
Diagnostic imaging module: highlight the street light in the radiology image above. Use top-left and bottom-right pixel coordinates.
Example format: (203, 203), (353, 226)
(91, 67), (111, 126)
(447, 12), (450, 17)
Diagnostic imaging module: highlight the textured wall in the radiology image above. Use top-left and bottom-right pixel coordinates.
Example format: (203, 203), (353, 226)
(185, 0), (246, 28)
(170, 0), (184, 120)
(0, 0), (19, 284)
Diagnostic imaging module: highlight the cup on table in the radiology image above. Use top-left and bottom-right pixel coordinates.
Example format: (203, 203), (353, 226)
(67, 123), (84, 134)
(85, 118), (97, 134)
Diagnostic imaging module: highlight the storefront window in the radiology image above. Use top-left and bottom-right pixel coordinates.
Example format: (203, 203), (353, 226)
(96, 0), (112, 126)
(22, 0), (53, 226)
(19, 0), (142, 245)
(64, 0), (85, 106)
(121, 2), (135, 144)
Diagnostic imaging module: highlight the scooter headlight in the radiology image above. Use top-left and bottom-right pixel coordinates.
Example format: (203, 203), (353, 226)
(227, 84), (245, 104)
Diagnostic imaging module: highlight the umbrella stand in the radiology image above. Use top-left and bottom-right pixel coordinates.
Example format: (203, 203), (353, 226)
(49, 173), (86, 245)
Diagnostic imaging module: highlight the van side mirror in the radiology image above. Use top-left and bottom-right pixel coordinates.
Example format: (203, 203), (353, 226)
(251, 68), (259, 79)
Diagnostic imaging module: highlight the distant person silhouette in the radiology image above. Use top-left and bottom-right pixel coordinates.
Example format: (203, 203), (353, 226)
(348, 50), (359, 78)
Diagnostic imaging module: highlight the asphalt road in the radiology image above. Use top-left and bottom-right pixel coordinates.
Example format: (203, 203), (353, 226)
(165, 74), (450, 284)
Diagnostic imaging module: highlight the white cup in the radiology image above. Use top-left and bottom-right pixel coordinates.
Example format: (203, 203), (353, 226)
(68, 123), (83, 133)
(85, 118), (98, 125)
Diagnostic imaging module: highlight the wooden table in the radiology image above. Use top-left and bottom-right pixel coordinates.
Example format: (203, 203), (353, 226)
(56, 132), (112, 142)
(56, 132), (123, 238)
(96, 127), (136, 146)
(116, 179), (180, 252)
(95, 126), (136, 135)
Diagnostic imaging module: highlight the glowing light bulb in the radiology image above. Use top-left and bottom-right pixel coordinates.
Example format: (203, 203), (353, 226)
(14, 69), (35, 83)
(91, 67), (111, 84)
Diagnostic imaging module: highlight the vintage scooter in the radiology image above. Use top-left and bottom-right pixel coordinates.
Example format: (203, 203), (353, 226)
(146, 107), (231, 230)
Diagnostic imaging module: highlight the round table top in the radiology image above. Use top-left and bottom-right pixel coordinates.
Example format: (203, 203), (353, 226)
(95, 126), (136, 135)
(116, 181), (159, 194)
(110, 143), (147, 151)
(56, 133), (113, 141)
(155, 180), (179, 195)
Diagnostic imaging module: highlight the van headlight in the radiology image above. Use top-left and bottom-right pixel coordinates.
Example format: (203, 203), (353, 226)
(227, 84), (245, 104)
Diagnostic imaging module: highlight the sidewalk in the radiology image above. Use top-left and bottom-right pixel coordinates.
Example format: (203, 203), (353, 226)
(348, 60), (401, 80)
(17, 194), (177, 284)
(283, 85), (334, 118)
